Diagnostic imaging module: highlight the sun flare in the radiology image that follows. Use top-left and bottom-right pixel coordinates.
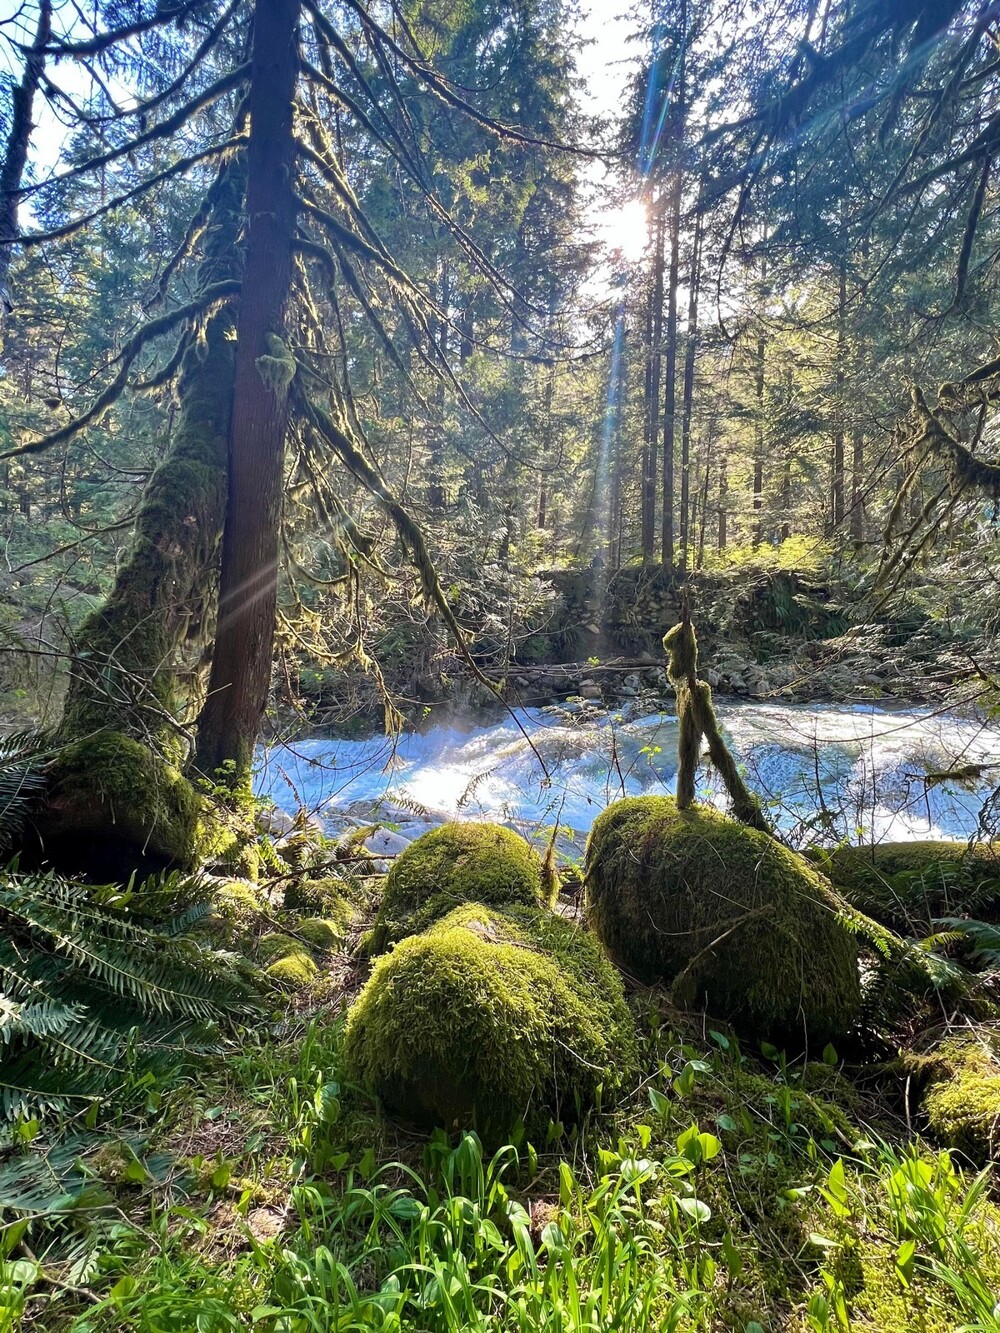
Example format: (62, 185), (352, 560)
(601, 198), (649, 264)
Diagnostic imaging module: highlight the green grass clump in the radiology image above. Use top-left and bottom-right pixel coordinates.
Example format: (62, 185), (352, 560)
(586, 796), (861, 1044)
(369, 821), (545, 952)
(814, 840), (1000, 931)
(344, 902), (635, 1142)
(920, 1030), (1000, 1162)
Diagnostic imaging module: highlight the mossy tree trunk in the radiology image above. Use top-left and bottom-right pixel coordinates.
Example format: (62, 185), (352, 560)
(194, 0), (300, 783)
(59, 163), (244, 755)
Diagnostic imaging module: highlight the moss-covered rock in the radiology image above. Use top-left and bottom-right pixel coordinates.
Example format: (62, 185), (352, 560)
(920, 1030), (1000, 1162)
(813, 841), (1000, 931)
(295, 917), (344, 951)
(266, 950), (318, 989)
(344, 902), (636, 1141)
(586, 796), (861, 1044)
(33, 731), (202, 877)
(369, 822), (545, 952)
(257, 932), (318, 989)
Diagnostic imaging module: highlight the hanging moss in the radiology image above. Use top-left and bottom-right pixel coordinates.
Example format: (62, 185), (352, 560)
(369, 821), (545, 953)
(344, 902), (636, 1142)
(919, 1031), (1000, 1163)
(585, 796), (861, 1045)
(34, 731), (202, 876)
(813, 841), (1000, 931)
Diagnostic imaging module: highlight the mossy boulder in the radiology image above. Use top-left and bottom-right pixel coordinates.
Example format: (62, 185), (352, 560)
(919, 1031), (1000, 1162)
(369, 822), (545, 952)
(813, 841), (1000, 931)
(344, 903), (636, 1142)
(585, 796), (861, 1045)
(258, 932), (318, 990)
(295, 917), (344, 951)
(32, 732), (202, 878)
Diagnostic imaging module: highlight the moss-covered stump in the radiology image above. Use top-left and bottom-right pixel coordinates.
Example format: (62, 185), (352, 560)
(30, 732), (202, 878)
(918, 1031), (1000, 1163)
(813, 841), (1000, 931)
(344, 903), (636, 1141)
(586, 796), (861, 1045)
(369, 822), (545, 953)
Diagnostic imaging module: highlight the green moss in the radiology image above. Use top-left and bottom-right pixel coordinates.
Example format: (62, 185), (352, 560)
(813, 841), (1000, 930)
(921, 1031), (1000, 1162)
(258, 932), (302, 963)
(265, 950), (318, 989)
(41, 731), (202, 874)
(585, 796), (861, 1044)
(344, 902), (636, 1142)
(284, 875), (357, 923)
(207, 879), (266, 944)
(295, 917), (344, 951)
(369, 822), (545, 952)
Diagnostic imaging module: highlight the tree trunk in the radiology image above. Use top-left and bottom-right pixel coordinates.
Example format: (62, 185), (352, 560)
(428, 264), (449, 511)
(661, 172), (681, 569)
(60, 162), (244, 750)
(643, 202), (664, 561)
(0, 0), (51, 343)
(831, 251), (847, 529)
(752, 324), (765, 543)
(195, 0), (300, 781)
(678, 206), (702, 572)
(718, 446), (728, 552)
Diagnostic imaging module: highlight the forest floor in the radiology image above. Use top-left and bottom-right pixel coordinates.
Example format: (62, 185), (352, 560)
(8, 875), (1000, 1333)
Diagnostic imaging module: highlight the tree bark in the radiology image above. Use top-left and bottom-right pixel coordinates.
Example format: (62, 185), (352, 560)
(661, 170), (682, 570)
(678, 205), (702, 572)
(195, 0), (300, 781)
(643, 201), (664, 561)
(0, 0), (51, 343)
(60, 161), (244, 750)
(831, 250), (847, 529)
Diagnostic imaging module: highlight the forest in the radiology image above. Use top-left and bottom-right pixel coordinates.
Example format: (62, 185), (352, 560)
(2, 0), (1000, 1327)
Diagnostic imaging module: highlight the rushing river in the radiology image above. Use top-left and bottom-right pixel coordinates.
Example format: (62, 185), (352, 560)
(256, 701), (999, 854)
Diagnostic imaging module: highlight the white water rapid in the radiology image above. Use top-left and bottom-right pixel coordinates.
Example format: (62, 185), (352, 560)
(256, 701), (999, 855)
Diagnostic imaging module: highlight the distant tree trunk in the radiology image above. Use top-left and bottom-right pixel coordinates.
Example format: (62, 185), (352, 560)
(678, 206), (702, 572)
(195, 0), (300, 781)
(643, 201), (664, 561)
(537, 359), (555, 530)
(752, 324), (765, 544)
(660, 172), (681, 569)
(0, 0), (51, 342)
(850, 425), (865, 543)
(428, 264), (450, 511)
(779, 366), (793, 541)
(718, 446), (728, 552)
(696, 434), (711, 568)
(831, 250), (847, 529)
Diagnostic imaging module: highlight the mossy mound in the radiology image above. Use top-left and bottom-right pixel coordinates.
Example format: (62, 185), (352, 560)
(284, 875), (358, 923)
(920, 1030), (1000, 1162)
(258, 932), (318, 990)
(344, 903), (636, 1141)
(813, 841), (1000, 931)
(295, 917), (344, 951)
(33, 732), (202, 878)
(369, 822), (544, 952)
(585, 796), (861, 1044)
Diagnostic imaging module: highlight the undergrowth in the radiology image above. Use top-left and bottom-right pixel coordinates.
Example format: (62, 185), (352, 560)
(4, 1010), (1000, 1332)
